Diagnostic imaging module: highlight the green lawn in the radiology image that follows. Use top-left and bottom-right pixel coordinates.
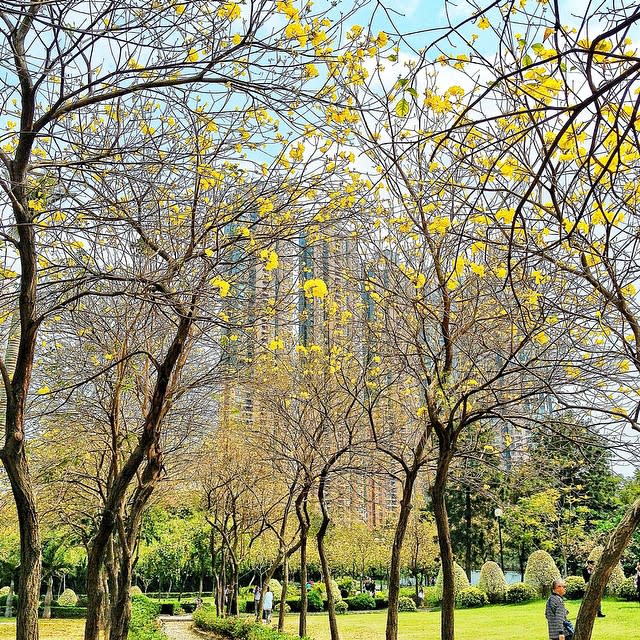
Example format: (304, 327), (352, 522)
(282, 599), (640, 640)
(0, 619), (84, 640)
(0, 598), (638, 639)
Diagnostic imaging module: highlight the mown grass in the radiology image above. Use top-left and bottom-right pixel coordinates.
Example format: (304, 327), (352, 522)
(283, 598), (640, 640)
(0, 619), (84, 640)
(1, 597), (638, 639)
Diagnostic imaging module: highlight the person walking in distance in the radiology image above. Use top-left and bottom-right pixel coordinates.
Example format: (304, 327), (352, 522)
(262, 586), (274, 624)
(634, 561), (640, 603)
(582, 559), (605, 617)
(545, 579), (573, 640)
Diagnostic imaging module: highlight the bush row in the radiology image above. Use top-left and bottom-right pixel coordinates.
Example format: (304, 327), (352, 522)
(193, 609), (313, 640)
(129, 595), (167, 640)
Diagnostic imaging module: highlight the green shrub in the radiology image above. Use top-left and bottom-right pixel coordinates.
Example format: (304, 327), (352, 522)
(455, 587), (488, 609)
(57, 588), (78, 607)
(374, 594), (388, 609)
(587, 547), (627, 595)
(334, 599), (348, 614)
(193, 609), (313, 640)
(336, 577), (355, 597)
(344, 593), (376, 610)
(307, 588), (324, 612)
(313, 579), (342, 601)
(274, 602), (291, 613)
(423, 586), (439, 608)
(397, 596), (417, 612)
(524, 550), (560, 597)
(130, 586), (143, 597)
(0, 593), (17, 608)
(0, 587), (9, 597)
(129, 595), (166, 640)
(435, 562), (471, 602)
(478, 561), (507, 603)
(564, 575), (586, 600)
(616, 576), (637, 601)
(505, 582), (537, 604)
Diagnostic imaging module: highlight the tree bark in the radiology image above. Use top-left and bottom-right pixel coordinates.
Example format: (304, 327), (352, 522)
(278, 555), (289, 631)
(317, 467), (340, 640)
(43, 576), (53, 619)
(295, 488), (310, 637)
(385, 468), (418, 640)
(574, 498), (640, 640)
(84, 316), (192, 640)
(431, 450), (455, 640)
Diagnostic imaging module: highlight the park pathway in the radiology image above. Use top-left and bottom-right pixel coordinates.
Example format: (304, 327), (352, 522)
(160, 615), (205, 640)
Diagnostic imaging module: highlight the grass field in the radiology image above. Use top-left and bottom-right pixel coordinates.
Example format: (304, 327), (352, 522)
(0, 598), (638, 639)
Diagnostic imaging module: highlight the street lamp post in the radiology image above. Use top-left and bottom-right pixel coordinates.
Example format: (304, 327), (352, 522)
(494, 508), (504, 572)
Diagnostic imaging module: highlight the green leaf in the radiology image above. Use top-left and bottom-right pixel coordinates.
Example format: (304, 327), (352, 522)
(395, 98), (410, 117)
(406, 87), (418, 98)
(522, 54), (532, 67)
(397, 78), (410, 88)
(532, 43), (543, 54)
(388, 54), (398, 61)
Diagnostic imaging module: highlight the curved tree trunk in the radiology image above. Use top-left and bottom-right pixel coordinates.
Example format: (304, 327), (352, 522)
(431, 450), (455, 640)
(85, 316), (192, 640)
(317, 467), (340, 640)
(385, 468), (418, 640)
(295, 487), (310, 637)
(574, 498), (640, 640)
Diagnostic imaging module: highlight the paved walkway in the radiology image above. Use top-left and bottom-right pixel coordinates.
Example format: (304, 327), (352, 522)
(160, 615), (206, 640)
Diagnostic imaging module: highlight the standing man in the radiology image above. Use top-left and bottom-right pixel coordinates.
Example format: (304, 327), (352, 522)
(634, 561), (640, 602)
(545, 579), (572, 640)
(582, 559), (605, 617)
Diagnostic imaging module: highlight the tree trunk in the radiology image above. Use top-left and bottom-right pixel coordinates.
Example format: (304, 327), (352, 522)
(574, 498), (640, 640)
(317, 468), (340, 640)
(385, 469), (418, 640)
(464, 486), (472, 581)
(278, 555), (289, 631)
(431, 451), (455, 640)
(43, 576), (54, 619)
(295, 489), (310, 636)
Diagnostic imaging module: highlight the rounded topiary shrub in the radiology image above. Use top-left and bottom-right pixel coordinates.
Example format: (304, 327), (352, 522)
(268, 579), (282, 601)
(129, 586), (143, 597)
(564, 575), (586, 600)
(274, 602), (291, 613)
(435, 562), (471, 602)
(524, 550), (561, 597)
(587, 547), (626, 595)
(455, 587), (488, 609)
(307, 588), (324, 612)
(397, 596), (417, 612)
(57, 589), (78, 607)
(334, 599), (348, 614)
(478, 561), (507, 603)
(505, 582), (537, 604)
(0, 587), (10, 597)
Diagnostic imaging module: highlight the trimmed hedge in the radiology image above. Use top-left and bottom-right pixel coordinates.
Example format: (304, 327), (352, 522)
(524, 550), (560, 597)
(455, 587), (488, 609)
(343, 593), (375, 611)
(397, 596), (417, 612)
(40, 606), (87, 619)
(616, 576), (638, 601)
(193, 610), (313, 640)
(129, 595), (167, 640)
(505, 582), (537, 604)
(478, 561), (507, 604)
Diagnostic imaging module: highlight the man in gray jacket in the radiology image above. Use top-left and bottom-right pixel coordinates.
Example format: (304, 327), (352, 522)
(545, 579), (571, 640)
